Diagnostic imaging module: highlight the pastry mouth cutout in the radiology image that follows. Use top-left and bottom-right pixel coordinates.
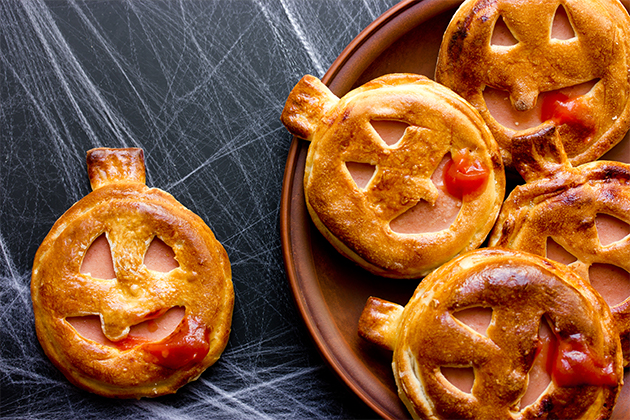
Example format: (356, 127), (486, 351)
(389, 154), (462, 234)
(66, 307), (185, 349)
(483, 79), (599, 132)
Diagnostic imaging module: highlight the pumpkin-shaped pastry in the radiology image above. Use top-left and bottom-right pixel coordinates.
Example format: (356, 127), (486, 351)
(358, 248), (623, 420)
(31, 148), (234, 398)
(435, 0), (630, 168)
(489, 125), (630, 365)
(281, 74), (505, 279)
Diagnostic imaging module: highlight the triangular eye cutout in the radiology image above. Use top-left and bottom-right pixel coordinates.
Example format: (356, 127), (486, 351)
(345, 161), (376, 189)
(453, 307), (492, 337)
(595, 213), (630, 246)
(81, 234), (116, 279)
(551, 5), (576, 40)
(589, 263), (630, 307)
(371, 120), (408, 146)
(144, 237), (179, 273)
(441, 366), (474, 393)
(491, 16), (518, 46)
(545, 237), (577, 265)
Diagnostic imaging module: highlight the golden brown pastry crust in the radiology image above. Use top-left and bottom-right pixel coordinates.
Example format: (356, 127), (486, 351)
(360, 248), (623, 420)
(435, 0), (630, 168)
(281, 74), (505, 279)
(31, 148), (234, 398)
(489, 126), (630, 365)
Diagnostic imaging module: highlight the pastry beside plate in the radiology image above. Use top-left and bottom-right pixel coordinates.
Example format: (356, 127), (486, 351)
(31, 148), (234, 398)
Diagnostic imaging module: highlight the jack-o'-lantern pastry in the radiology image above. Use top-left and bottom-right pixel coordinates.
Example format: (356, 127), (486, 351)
(31, 148), (234, 398)
(435, 0), (630, 168)
(358, 248), (623, 420)
(281, 73), (505, 279)
(489, 125), (630, 365)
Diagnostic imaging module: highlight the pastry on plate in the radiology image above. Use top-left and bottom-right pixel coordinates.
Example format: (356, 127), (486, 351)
(31, 148), (234, 398)
(435, 0), (630, 168)
(281, 73), (505, 279)
(359, 248), (623, 420)
(489, 125), (630, 365)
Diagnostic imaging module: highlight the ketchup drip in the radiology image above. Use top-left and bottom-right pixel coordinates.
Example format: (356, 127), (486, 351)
(443, 151), (489, 200)
(546, 333), (618, 388)
(541, 92), (596, 140)
(143, 316), (210, 370)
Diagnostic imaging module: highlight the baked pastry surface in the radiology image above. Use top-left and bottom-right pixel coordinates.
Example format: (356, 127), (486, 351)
(489, 126), (630, 365)
(435, 0), (630, 168)
(281, 73), (505, 278)
(31, 148), (234, 398)
(359, 248), (623, 420)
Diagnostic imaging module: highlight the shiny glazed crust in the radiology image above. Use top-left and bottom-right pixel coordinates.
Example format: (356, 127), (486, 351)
(281, 74), (505, 279)
(390, 249), (622, 420)
(435, 0), (630, 168)
(489, 128), (630, 365)
(31, 148), (234, 398)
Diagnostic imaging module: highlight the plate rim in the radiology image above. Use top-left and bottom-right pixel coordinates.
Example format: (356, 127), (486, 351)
(280, 1), (464, 418)
(279, 0), (630, 418)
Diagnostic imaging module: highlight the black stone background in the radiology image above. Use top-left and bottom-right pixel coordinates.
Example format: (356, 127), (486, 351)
(0, 1), (400, 418)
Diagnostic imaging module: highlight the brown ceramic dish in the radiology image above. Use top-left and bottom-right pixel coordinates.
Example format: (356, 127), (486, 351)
(280, 1), (630, 419)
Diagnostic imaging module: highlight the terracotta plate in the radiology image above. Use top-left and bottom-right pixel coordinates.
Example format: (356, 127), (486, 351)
(280, 1), (630, 419)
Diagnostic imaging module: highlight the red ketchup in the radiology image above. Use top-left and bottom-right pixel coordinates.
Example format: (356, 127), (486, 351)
(443, 151), (489, 200)
(144, 316), (210, 370)
(548, 333), (618, 387)
(540, 91), (596, 139)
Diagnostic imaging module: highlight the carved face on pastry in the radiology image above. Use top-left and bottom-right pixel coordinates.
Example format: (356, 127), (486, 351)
(281, 73), (505, 279)
(435, 0), (630, 168)
(359, 248), (623, 420)
(489, 126), (630, 366)
(31, 148), (233, 398)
